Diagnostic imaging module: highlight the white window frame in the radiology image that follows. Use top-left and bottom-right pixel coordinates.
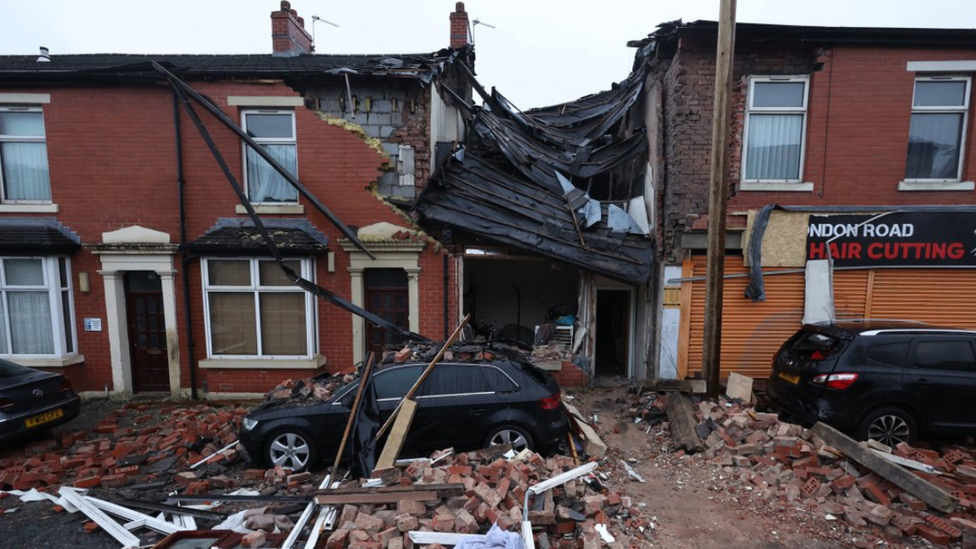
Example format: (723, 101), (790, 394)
(904, 75), (972, 183)
(741, 76), (810, 185)
(0, 106), (52, 204)
(202, 257), (315, 359)
(0, 256), (76, 358)
(241, 109), (298, 204)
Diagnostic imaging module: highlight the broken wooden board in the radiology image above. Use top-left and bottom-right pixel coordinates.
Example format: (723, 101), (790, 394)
(811, 422), (958, 513)
(666, 392), (703, 453)
(375, 398), (418, 470)
(725, 372), (753, 401)
(634, 379), (706, 393)
(320, 483), (464, 498)
(314, 490), (439, 506)
(562, 402), (607, 458)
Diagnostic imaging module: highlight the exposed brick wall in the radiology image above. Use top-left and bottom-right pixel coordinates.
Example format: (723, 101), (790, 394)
(4, 78), (457, 395)
(657, 36), (976, 257)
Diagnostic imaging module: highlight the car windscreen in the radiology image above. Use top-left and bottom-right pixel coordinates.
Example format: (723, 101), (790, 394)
(0, 360), (31, 379)
(788, 330), (844, 360)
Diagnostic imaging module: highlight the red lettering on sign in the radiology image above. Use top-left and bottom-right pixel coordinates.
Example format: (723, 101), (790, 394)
(949, 242), (965, 260)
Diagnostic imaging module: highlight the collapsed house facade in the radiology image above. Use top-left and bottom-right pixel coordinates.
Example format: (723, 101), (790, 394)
(0, 2), (471, 398)
(411, 64), (656, 382)
(632, 21), (976, 381)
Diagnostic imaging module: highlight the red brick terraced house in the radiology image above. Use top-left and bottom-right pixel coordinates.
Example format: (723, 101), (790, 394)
(0, 2), (473, 398)
(630, 22), (976, 382)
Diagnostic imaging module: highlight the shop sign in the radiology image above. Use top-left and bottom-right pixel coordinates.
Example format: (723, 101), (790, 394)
(806, 213), (976, 267)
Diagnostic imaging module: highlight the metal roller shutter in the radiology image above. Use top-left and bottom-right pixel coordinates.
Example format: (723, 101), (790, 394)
(868, 270), (976, 329)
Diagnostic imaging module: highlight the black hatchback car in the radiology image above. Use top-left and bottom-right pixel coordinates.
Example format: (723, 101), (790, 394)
(768, 320), (976, 446)
(239, 359), (569, 472)
(0, 359), (81, 441)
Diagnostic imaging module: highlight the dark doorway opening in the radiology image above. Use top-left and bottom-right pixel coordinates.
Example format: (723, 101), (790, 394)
(125, 271), (170, 393)
(595, 289), (631, 378)
(365, 268), (409, 356)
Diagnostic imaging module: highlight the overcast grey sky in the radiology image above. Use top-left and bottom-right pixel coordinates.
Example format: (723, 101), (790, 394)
(0, 1), (973, 107)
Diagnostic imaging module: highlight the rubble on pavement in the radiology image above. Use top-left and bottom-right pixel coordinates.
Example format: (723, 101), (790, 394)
(628, 390), (976, 547)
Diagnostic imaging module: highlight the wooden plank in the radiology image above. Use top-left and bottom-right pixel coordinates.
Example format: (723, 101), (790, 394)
(562, 402), (607, 458)
(376, 314), (471, 440)
(811, 422), (958, 513)
(725, 373), (753, 401)
(676, 259), (693, 379)
(634, 379), (706, 393)
(314, 490), (439, 506)
(333, 353), (376, 471)
(375, 399), (418, 469)
(666, 392), (703, 453)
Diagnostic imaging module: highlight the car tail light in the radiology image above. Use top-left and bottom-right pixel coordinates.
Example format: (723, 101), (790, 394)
(811, 372), (858, 390)
(810, 350), (826, 360)
(539, 392), (561, 410)
(59, 379), (72, 392)
(0, 398), (13, 411)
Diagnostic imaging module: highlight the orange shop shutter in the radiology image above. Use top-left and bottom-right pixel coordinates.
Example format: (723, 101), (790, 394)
(867, 269), (976, 329)
(680, 254), (804, 380)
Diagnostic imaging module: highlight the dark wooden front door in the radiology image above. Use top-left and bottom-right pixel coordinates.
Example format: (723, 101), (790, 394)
(125, 272), (170, 392)
(365, 269), (409, 356)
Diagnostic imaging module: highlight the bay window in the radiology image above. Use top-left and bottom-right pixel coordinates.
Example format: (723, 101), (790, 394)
(0, 107), (51, 202)
(203, 258), (314, 358)
(0, 256), (75, 356)
(242, 110), (298, 203)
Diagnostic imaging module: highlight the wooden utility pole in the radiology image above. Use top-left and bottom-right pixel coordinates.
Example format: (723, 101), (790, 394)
(702, 0), (737, 398)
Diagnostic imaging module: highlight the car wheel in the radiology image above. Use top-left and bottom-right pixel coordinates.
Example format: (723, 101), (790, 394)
(485, 425), (534, 453)
(264, 429), (318, 473)
(856, 407), (918, 447)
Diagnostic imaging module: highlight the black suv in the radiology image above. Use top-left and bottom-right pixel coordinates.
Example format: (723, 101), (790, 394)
(768, 320), (976, 446)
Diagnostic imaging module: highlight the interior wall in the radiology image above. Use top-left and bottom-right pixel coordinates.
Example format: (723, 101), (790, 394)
(463, 257), (578, 332)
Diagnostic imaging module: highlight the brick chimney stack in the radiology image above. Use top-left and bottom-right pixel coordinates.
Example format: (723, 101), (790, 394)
(271, 1), (313, 56)
(449, 2), (470, 49)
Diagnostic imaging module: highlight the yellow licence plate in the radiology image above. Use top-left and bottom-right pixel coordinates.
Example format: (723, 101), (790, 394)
(25, 408), (63, 428)
(778, 372), (801, 385)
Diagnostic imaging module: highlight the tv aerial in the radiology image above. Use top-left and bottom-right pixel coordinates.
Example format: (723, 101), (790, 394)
(472, 18), (496, 43)
(311, 15), (340, 47)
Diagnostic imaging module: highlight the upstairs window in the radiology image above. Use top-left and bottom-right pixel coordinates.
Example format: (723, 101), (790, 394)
(0, 107), (51, 202)
(742, 77), (809, 182)
(242, 110), (298, 203)
(905, 77), (971, 181)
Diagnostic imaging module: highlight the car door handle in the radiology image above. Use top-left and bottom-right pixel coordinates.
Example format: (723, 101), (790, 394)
(469, 408), (487, 415)
(917, 378), (930, 384)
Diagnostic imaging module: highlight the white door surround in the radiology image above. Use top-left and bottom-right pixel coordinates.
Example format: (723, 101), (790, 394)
(90, 226), (182, 397)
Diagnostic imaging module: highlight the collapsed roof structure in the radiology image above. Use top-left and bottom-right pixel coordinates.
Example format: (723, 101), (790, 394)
(412, 64), (653, 284)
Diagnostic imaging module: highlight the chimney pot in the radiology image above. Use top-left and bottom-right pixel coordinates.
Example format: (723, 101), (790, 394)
(280, 1), (291, 10)
(37, 46), (50, 63)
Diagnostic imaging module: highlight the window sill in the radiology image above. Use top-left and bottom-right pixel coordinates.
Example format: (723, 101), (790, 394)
(199, 354), (327, 370)
(898, 180), (975, 191)
(0, 203), (59, 213)
(738, 182), (814, 192)
(235, 204), (305, 215)
(7, 354), (85, 368)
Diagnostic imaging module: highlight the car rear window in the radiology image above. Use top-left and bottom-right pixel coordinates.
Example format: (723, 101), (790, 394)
(913, 340), (976, 372)
(482, 366), (518, 392)
(866, 342), (909, 367)
(0, 360), (30, 379)
(789, 330), (843, 359)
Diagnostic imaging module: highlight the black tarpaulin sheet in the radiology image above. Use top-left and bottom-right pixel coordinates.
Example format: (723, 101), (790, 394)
(348, 365), (381, 478)
(415, 151), (652, 284)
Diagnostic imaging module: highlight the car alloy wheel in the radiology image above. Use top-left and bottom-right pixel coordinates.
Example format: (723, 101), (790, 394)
(866, 414), (911, 447)
(268, 432), (312, 471)
(489, 428), (530, 452)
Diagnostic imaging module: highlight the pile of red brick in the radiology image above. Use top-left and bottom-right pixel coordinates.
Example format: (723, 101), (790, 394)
(325, 450), (642, 549)
(668, 396), (976, 547)
(0, 403), (246, 494)
(266, 375), (351, 401)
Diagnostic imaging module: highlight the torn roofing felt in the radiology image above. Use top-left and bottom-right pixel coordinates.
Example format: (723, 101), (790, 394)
(414, 149), (652, 284)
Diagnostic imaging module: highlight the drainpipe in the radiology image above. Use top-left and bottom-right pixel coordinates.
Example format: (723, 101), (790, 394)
(443, 254), (449, 340)
(173, 88), (198, 400)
